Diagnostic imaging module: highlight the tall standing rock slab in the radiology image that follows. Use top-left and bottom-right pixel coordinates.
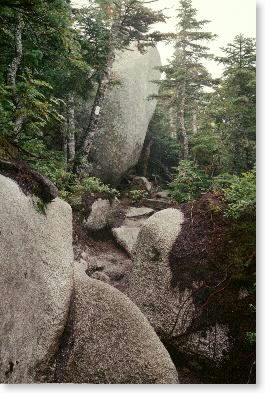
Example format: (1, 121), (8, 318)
(127, 208), (185, 335)
(55, 265), (178, 384)
(0, 175), (73, 383)
(89, 46), (161, 184)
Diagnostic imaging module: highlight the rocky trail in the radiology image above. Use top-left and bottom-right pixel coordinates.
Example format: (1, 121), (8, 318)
(72, 191), (205, 384)
(73, 198), (167, 293)
(0, 173), (255, 384)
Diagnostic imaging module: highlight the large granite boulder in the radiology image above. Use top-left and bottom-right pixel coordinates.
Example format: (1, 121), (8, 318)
(0, 175), (73, 383)
(89, 45), (161, 184)
(55, 265), (178, 384)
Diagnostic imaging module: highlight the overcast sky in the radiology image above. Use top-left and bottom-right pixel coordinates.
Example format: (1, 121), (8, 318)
(72, 0), (256, 77)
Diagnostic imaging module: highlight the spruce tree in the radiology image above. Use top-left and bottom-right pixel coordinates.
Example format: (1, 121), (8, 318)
(161, 0), (216, 160)
(214, 35), (256, 173)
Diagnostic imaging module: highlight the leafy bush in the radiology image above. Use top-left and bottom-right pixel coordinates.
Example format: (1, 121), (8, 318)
(59, 176), (119, 206)
(32, 157), (119, 205)
(245, 332), (256, 346)
(74, 176), (119, 198)
(211, 173), (239, 191)
(31, 153), (72, 188)
(127, 189), (148, 203)
(223, 167), (256, 219)
(191, 131), (220, 168)
(169, 160), (210, 203)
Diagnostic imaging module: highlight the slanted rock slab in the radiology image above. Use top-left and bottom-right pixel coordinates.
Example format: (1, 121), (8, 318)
(127, 208), (185, 334)
(55, 265), (179, 384)
(156, 191), (171, 199)
(112, 226), (140, 256)
(112, 207), (155, 256)
(126, 206), (154, 219)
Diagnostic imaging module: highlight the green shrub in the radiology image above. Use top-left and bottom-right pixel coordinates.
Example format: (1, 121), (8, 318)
(75, 176), (119, 196)
(128, 189), (148, 203)
(211, 173), (239, 192)
(245, 332), (256, 346)
(64, 176), (119, 205)
(169, 160), (210, 203)
(32, 157), (119, 205)
(223, 167), (256, 219)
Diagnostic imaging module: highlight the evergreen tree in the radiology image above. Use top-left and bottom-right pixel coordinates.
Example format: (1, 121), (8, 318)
(160, 0), (216, 160)
(213, 35), (256, 173)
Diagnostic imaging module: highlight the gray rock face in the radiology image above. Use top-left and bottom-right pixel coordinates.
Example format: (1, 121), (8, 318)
(89, 46), (161, 184)
(55, 265), (178, 384)
(112, 226), (140, 256)
(127, 208), (185, 334)
(0, 175), (73, 383)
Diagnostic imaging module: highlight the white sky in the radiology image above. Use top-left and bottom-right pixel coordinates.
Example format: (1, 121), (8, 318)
(72, 0), (256, 77)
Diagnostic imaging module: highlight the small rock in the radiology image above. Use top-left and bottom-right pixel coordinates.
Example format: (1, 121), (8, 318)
(107, 199), (126, 229)
(88, 260), (105, 271)
(91, 271), (111, 284)
(156, 191), (170, 199)
(238, 288), (249, 300)
(79, 259), (88, 270)
(132, 176), (152, 192)
(103, 267), (125, 282)
(143, 198), (174, 210)
(81, 252), (88, 260)
(84, 199), (111, 231)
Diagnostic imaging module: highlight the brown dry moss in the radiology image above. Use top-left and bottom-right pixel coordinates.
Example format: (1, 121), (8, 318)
(169, 193), (256, 383)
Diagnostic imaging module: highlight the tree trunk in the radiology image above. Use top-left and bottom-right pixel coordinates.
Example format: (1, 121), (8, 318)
(62, 106), (68, 165)
(63, 134), (68, 165)
(75, 21), (121, 173)
(7, 15), (24, 86)
(192, 109), (198, 134)
(179, 82), (189, 160)
(67, 94), (76, 163)
(7, 15), (25, 138)
(139, 136), (154, 177)
(82, 55), (114, 156)
(169, 106), (175, 129)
